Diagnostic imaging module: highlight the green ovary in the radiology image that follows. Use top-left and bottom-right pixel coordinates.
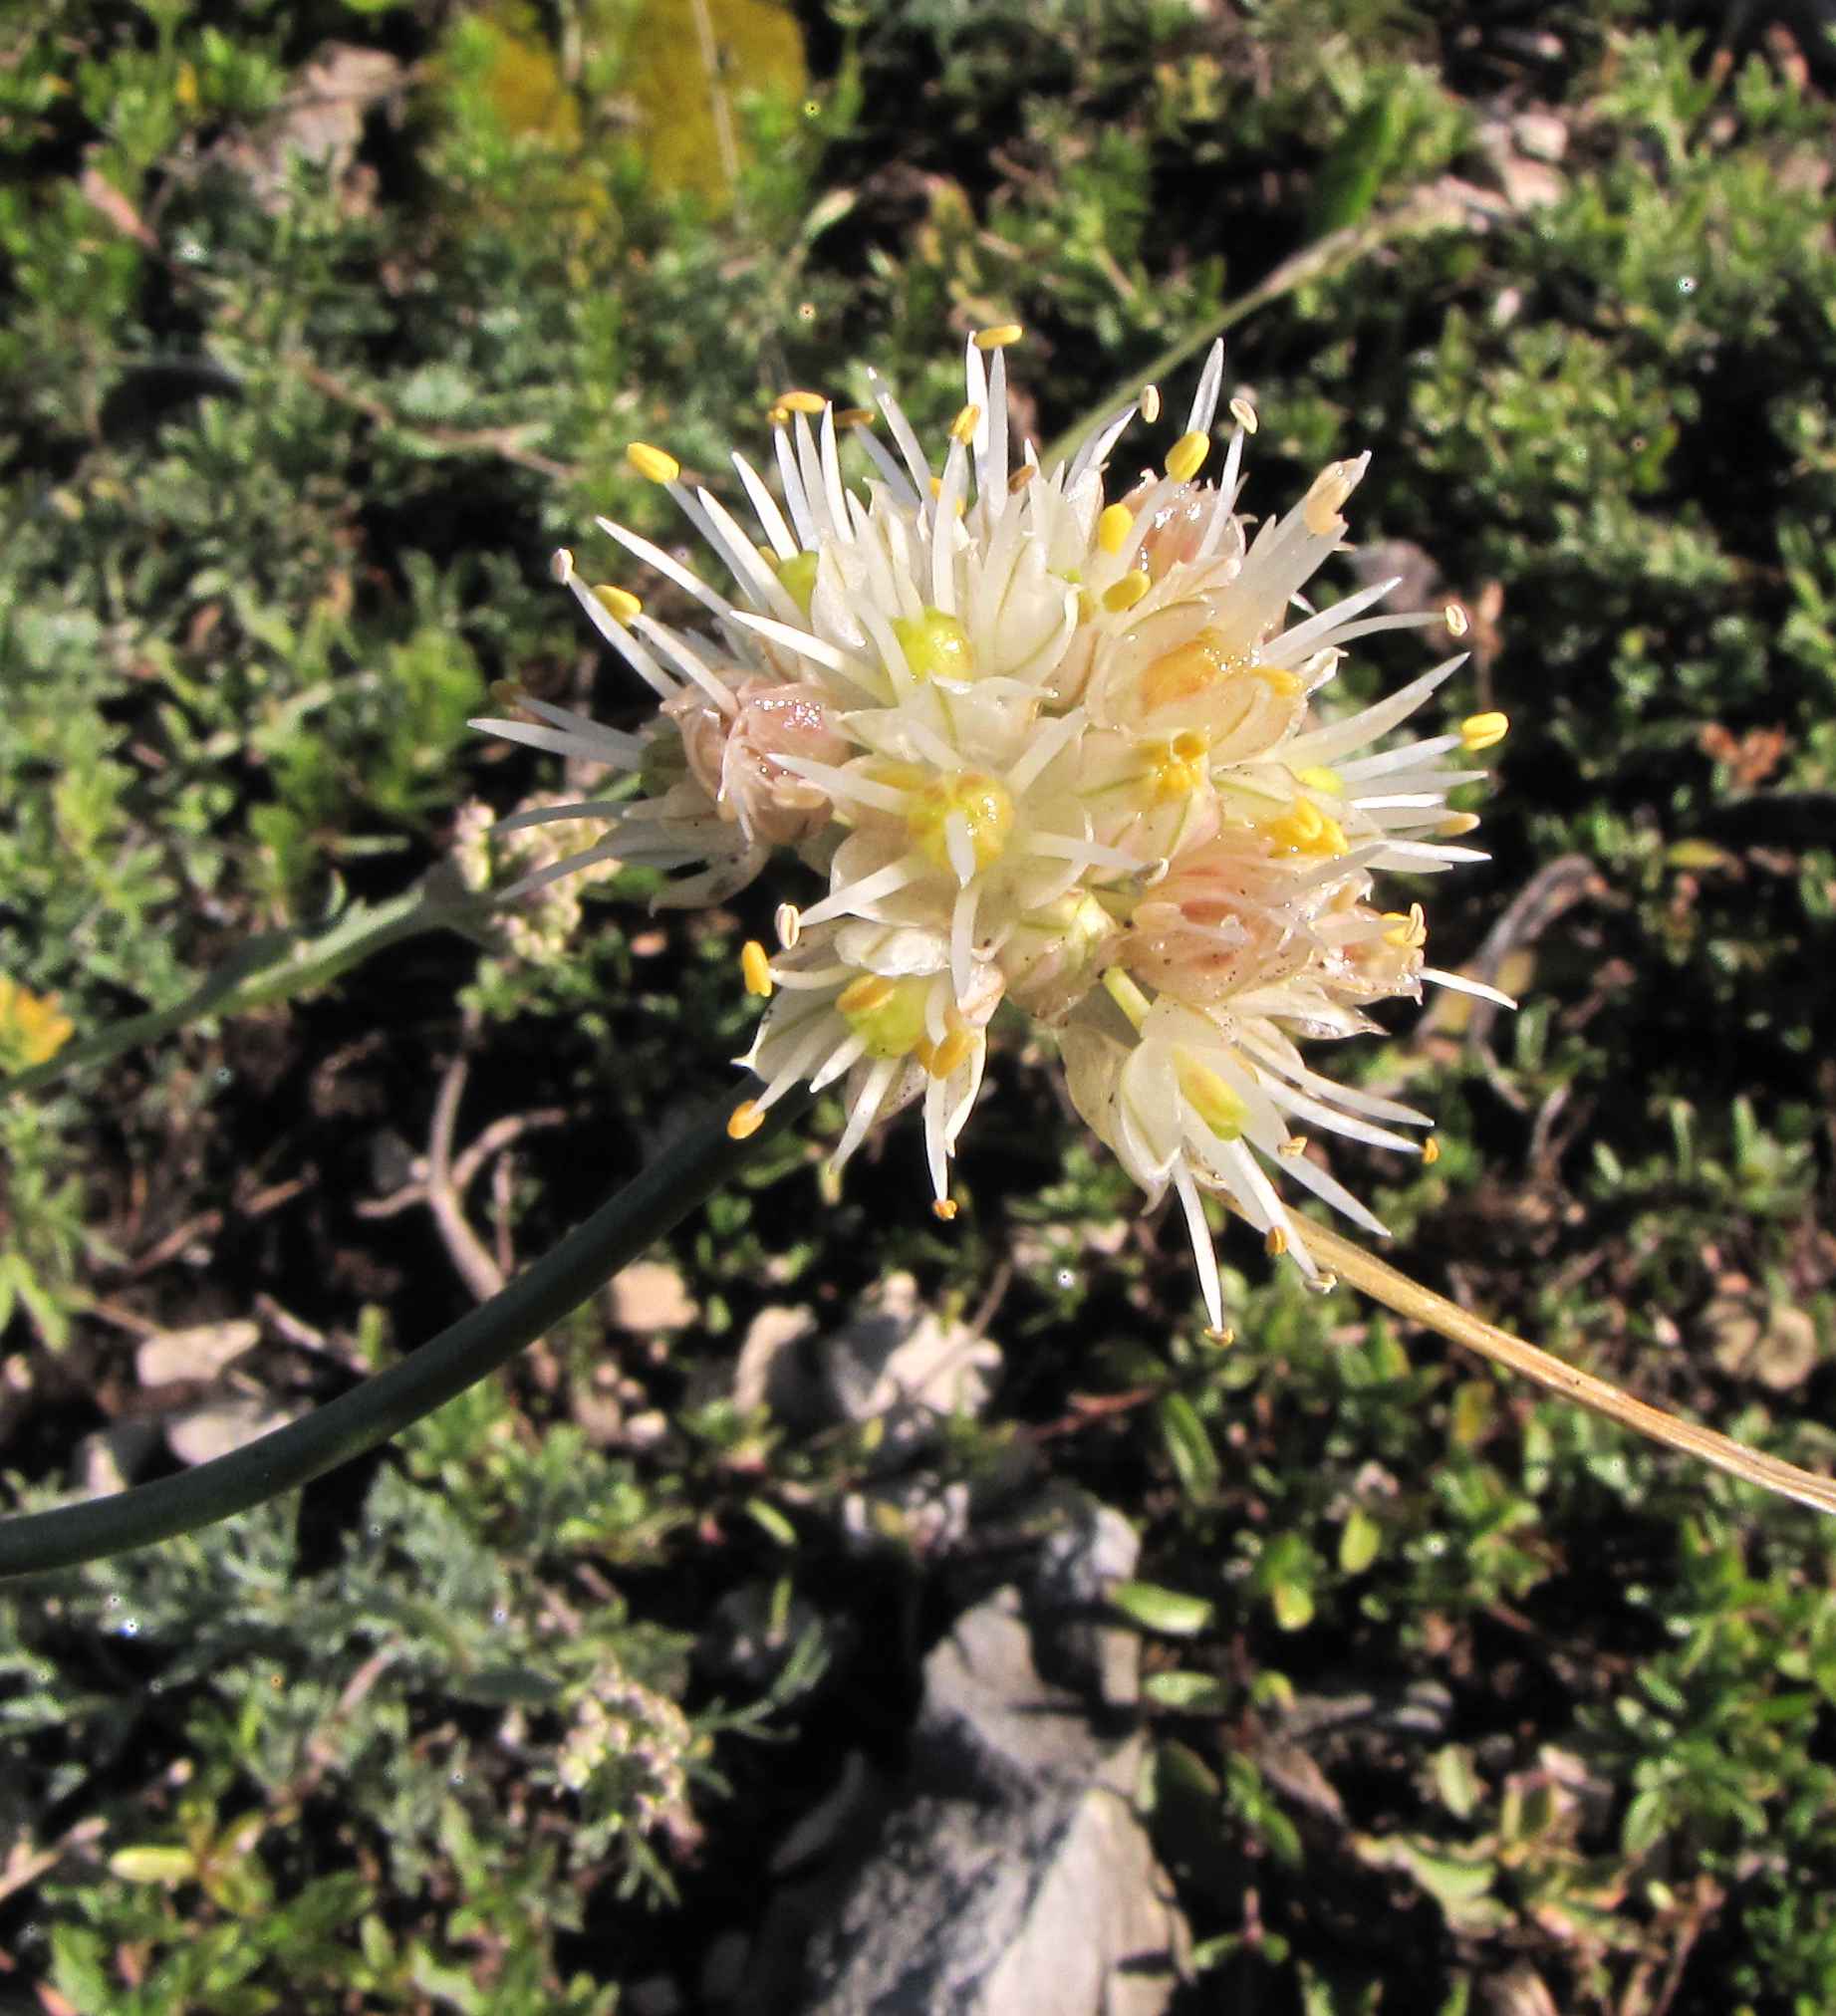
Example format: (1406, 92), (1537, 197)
(906, 772), (1014, 875)
(1174, 1047), (1247, 1140)
(839, 974), (932, 1060)
(777, 550), (820, 616)
(892, 607), (974, 681)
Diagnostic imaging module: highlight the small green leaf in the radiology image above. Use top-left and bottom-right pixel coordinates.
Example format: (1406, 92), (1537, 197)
(1339, 1505), (1382, 1575)
(109, 1844), (198, 1885)
(1110, 1580), (1215, 1637)
(1145, 1669), (1232, 1713)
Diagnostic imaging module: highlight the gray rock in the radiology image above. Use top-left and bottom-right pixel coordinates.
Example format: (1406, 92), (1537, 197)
(783, 1587), (1187, 2016)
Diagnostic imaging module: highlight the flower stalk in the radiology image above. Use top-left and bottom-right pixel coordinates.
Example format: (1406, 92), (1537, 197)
(1300, 1218), (1836, 1519)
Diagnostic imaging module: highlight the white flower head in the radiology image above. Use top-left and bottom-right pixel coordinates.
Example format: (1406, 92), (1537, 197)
(471, 328), (1510, 1319)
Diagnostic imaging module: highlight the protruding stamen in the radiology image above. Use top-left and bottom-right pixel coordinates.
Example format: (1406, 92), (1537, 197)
(950, 402), (981, 445)
(973, 323), (1024, 350)
(1439, 811), (1481, 837)
(626, 442), (680, 484)
(1008, 462), (1037, 494)
(1444, 603), (1469, 636)
(1228, 395), (1258, 434)
(593, 584), (642, 624)
(776, 389), (827, 414)
(1102, 569), (1151, 614)
(1139, 384), (1162, 423)
(1381, 903), (1428, 950)
(836, 406), (876, 428)
(1265, 1226), (1288, 1258)
(1460, 711), (1508, 752)
(741, 941), (774, 998)
(1422, 1135), (1442, 1165)
(552, 548), (575, 584)
(774, 901), (802, 949)
(1166, 430), (1209, 484)
(932, 1196), (960, 1220)
(728, 1100), (765, 1139)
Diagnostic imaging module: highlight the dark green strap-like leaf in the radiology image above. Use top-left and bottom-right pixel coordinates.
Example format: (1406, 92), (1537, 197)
(0, 1089), (811, 1581)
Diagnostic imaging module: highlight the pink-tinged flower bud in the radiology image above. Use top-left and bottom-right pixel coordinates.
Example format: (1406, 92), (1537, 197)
(671, 679), (852, 847)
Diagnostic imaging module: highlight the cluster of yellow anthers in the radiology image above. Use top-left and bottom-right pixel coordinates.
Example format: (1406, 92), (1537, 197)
(473, 329), (1512, 1331)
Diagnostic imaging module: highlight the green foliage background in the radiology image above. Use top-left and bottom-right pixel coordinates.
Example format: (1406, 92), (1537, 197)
(2, 0), (1835, 2009)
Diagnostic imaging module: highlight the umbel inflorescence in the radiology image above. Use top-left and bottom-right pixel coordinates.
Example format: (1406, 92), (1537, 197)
(473, 330), (1511, 1331)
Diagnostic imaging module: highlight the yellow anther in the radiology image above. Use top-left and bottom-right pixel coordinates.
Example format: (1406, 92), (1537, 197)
(1460, 711), (1509, 752)
(1139, 384), (1162, 423)
(906, 772), (1014, 875)
(1278, 1135), (1309, 1158)
(1008, 463), (1038, 494)
(1097, 503), (1135, 556)
(593, 584), (642, 624)
(1422, 1135), (1442, 1165)
(776, 388), (827, 414)
(740, 940), (774, 998)
(1267, 795), (1349, 856)
(1381, 902), (1428, 950)
(774, 901), (802, 949)
(973, 323), (1024, 350)
(768, 404), (790, 428)
(626, 441), (680, 485)
(1148, 732), (1209, 803)
(1265, 1226), (1288, 1259)
(836, 407), (877, 428)
(1102, 569), (1152, 615)
(1166, 430), (1209, 484)
(1102, 968), (1153, 1031)
(932, 1196), (960, 1220)
(551, 548), (575, 584)
(928, 474), (943, 497)
(1174, 1051), (1247, 1140)
(1303, 460), (1359, 537)
(1255, 665), (1302, 698)
(892, 607), (974, 681)
(950, 402), (982, 445)
(1444, 602), (1469, 637)
(838, 973), (896, 1017)
(1439, 810), (1481, 838)
(1294, 764), (1342, 796)
(727, 1100), (765, 1140)
(1228, 395), (1258, 434)
(925, 1027), (973, 1079)
(1203, 1324), (1235, 1347)
(777, 549), (820, 616)
(1270, 796), (1323, 846)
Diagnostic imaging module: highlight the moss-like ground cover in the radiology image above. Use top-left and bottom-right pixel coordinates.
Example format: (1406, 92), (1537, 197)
(3, 2), (1835, 2008)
